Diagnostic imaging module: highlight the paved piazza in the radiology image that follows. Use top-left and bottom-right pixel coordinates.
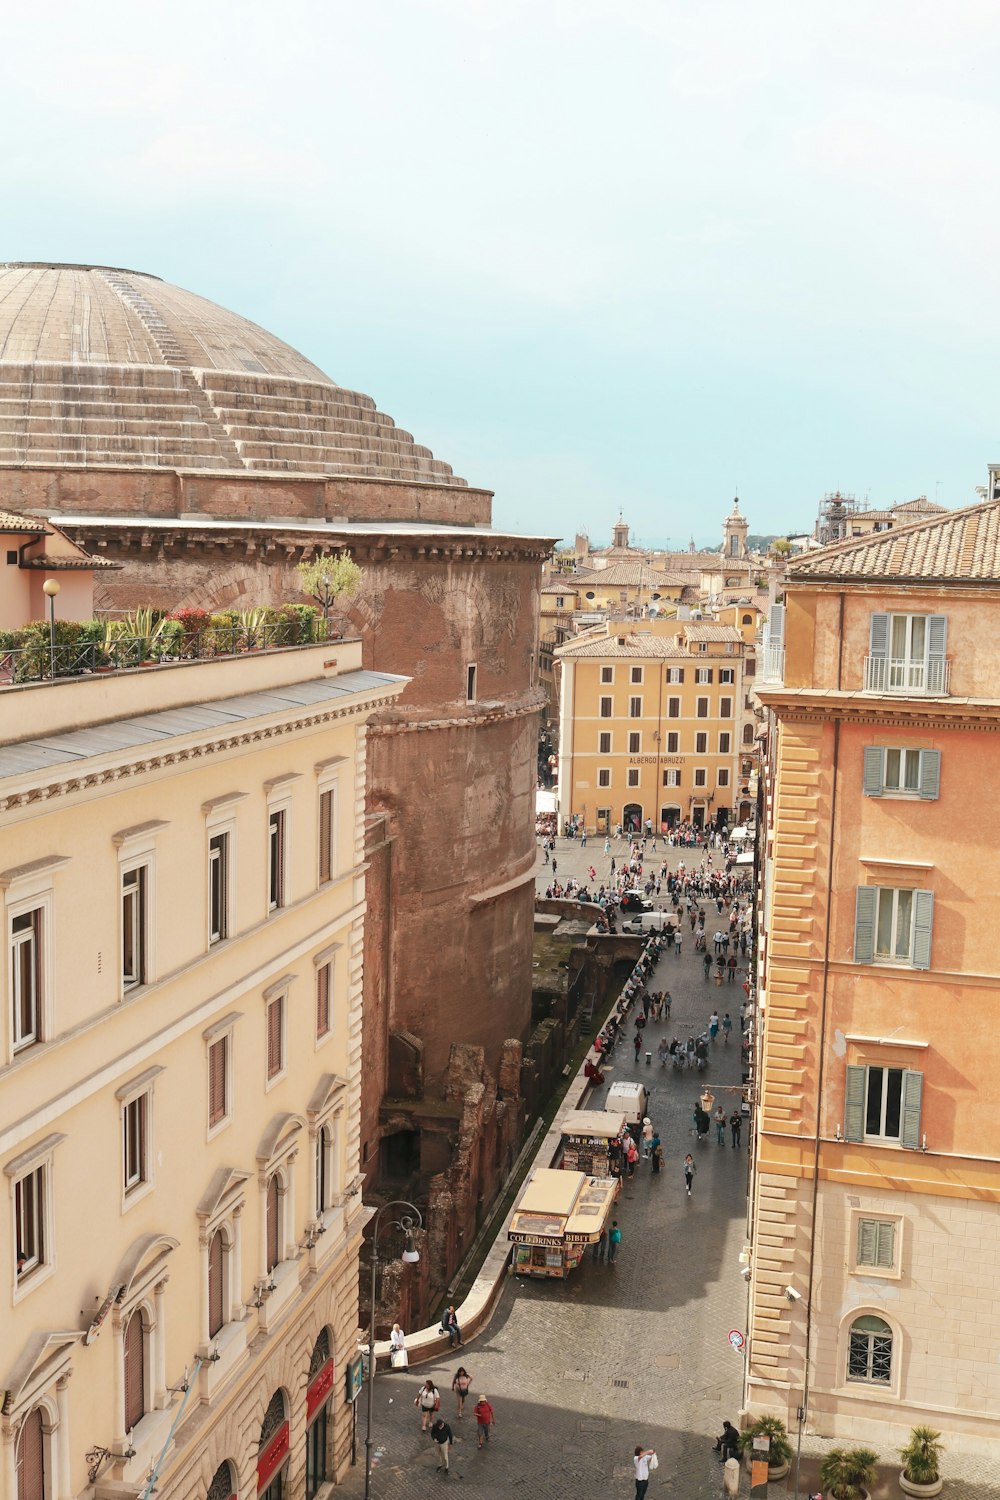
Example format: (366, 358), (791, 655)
(343, 833), (752, 1498)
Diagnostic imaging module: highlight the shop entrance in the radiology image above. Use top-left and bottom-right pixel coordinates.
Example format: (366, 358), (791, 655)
(692, 805), (706, 830)
(623, 803), (642, 833)
(660, 805), (681, 829)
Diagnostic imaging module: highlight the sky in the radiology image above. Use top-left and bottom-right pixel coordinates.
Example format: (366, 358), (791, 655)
(2, 0), (999, 548)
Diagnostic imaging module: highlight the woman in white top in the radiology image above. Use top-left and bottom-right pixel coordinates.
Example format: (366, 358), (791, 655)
(390, 1323), (408, 1368)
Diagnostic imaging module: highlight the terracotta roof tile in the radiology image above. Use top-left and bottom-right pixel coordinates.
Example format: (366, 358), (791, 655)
(555, 633), (689, 660)
(574, 562), (687, 587)
(0, 508), (48, 533)
(788, 498), (1000, 583)
(682, 623), (744, 641)
(20, 552), (120, 570)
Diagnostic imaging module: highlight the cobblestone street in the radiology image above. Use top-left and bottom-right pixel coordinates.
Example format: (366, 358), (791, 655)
(343, 834), (753, 1500)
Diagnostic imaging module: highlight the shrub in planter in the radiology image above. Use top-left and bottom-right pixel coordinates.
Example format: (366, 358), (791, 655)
(207, 610), (242, 655)
(279, 603), (322, 643)
(899, 1427), (943, 1495)
(156, 619), (185, 660)
(739, 1415), (793, 1474)
(820, 1445), (880, 1500)
(169, 608), (211, 655)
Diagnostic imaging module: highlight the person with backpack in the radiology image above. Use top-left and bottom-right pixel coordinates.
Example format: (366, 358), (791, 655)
(415, 1379), (440, 1433)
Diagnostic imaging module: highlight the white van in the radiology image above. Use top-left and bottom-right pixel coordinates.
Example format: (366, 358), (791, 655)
(605, 1080), (648, 1126)
(620, 910), (675, 934)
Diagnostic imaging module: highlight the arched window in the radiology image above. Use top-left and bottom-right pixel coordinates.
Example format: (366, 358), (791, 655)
(847, 1314), (892, 1385)
(207, 1459), (237, 1500)
(123, 1308), (146, 1430)
(266, 1175), (280, 1272)
(258, 1390), (289, 1499)
(208, 1228), (225, 1338)
(742, 723), (755, 745)
(16, 1407), (44, 1500)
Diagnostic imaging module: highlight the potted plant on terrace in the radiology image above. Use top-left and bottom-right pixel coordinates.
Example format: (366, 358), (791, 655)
(820, 1445), (880, 1500)
(739, 1415), (793, 1481)
(899, 1427), (944, 1497)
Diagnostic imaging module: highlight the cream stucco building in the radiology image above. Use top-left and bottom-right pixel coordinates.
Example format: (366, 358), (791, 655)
(1, 639), (405, 1500)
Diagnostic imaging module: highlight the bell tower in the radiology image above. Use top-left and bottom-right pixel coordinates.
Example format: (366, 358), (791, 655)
(723, 497), (749, 560)
(612, 515), (630, 549)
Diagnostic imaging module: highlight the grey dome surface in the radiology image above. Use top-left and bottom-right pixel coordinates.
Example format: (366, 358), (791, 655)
(0, 263), (463, 483)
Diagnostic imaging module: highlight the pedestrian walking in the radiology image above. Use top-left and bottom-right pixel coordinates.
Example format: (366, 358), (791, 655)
(608, 1220), (622, 1263)
(709, 1010), (720, 1041)
(683, 1153), (696, 1196)
(594, 1227), (607, 1262)
(714, 1106), (726, 1145)
(633, 1445), (657, 1500)
(473, 1394), (496, 1448)
(651, 1142), (664, 1175)
(674, 929), (682, 958)
(415, 1379), (440, 1432)
(452, 1366), (472, 1417)
(730, 1111), (742, 1148)
(430, 1416), (454, 1473)
(551, 858), (557, 876)
(722, 1011), (733, 1044)
(642, 1117), (654, 1158)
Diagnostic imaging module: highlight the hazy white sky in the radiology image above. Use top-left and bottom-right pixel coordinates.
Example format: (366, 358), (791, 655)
(2, 0), (998, 544)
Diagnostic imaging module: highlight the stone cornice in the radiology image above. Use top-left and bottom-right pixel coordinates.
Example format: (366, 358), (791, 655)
(62, 522), (554, 565)
(757, 686), (1000, 732)
(370, 690), (546, 736)
(0, 691), (392, 815)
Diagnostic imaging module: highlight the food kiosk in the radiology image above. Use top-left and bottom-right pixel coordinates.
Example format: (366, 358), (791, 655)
(560, 1109), (629, 1179)
(508, 1167), (618, 1279)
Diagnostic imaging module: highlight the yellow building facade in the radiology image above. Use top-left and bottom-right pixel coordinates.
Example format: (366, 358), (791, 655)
(555, 620), (754, 833)
(747, 499), (1000, 1454)
(0, 641), (405, 1500)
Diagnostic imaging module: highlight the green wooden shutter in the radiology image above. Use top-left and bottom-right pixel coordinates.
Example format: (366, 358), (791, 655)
(875, 1221), (896, 1268)
(854, 887), (877, 964)
(918, 749), (941, 800)
(863, 747), (884, 797)
(845, 1065), (866, 1142)
(912, 890), (934, 969)
(857, 1217), (877, 1265)
(901, 1070), (923, 1149)
(869, 613), (890, 657)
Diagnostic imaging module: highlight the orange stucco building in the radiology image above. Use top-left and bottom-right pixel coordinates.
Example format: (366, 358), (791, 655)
(747, 498), (1000, 1453)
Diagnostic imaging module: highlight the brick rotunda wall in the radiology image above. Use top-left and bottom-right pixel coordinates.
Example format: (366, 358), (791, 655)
(80, 525), (545, 1188)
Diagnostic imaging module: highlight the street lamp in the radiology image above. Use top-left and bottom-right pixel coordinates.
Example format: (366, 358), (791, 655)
(42, 578), (60, 678)
(364, 1200), (422, 1500)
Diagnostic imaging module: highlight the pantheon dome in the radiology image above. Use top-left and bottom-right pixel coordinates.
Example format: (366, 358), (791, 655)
(0, 262), (463, 484)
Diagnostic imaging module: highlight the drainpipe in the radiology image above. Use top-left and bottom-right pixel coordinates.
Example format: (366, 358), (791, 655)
(794, 590), (844, 1497)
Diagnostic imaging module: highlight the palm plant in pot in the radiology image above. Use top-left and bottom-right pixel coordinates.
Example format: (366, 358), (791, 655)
(738, 1415), (793, 1480)
(899, 1427), (943, 1497)
(820, 1445), (880, 1500)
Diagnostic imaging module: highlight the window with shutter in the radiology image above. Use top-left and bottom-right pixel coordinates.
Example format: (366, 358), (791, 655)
(208, 1037), (228, 1128)
(911, 891), (934, 969)
(123, 1309), (145, 1431)
(318, 790), (334, 885)
(266, 997), (284, 1081)
(844, 1064), (866, 1142)
(12, 908), (42, 1052)
(268, 810), (286, 911)
(316, 963), (331, 1039)
(918, 749), (941, 799)
(123, 1094), (147, 1192)
(667, 732), (679, 753)
(16, 1406), (44, 1500)
(208, 1229), (225, 1338)
(856, 1216), (896, 1270)
(668, 697), (680, 718)
(853, 888), (876, 964)
(266, 1175), (281, 1272)
(869, 612), (890, 657)
(900, 1069), (923, 1148)
(696, 697), (708, 718)
(863, 747), (884, 796)
(600, 697), (613, 718)
(598, 731), (611, 754)
(209, 832), (230, 944)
